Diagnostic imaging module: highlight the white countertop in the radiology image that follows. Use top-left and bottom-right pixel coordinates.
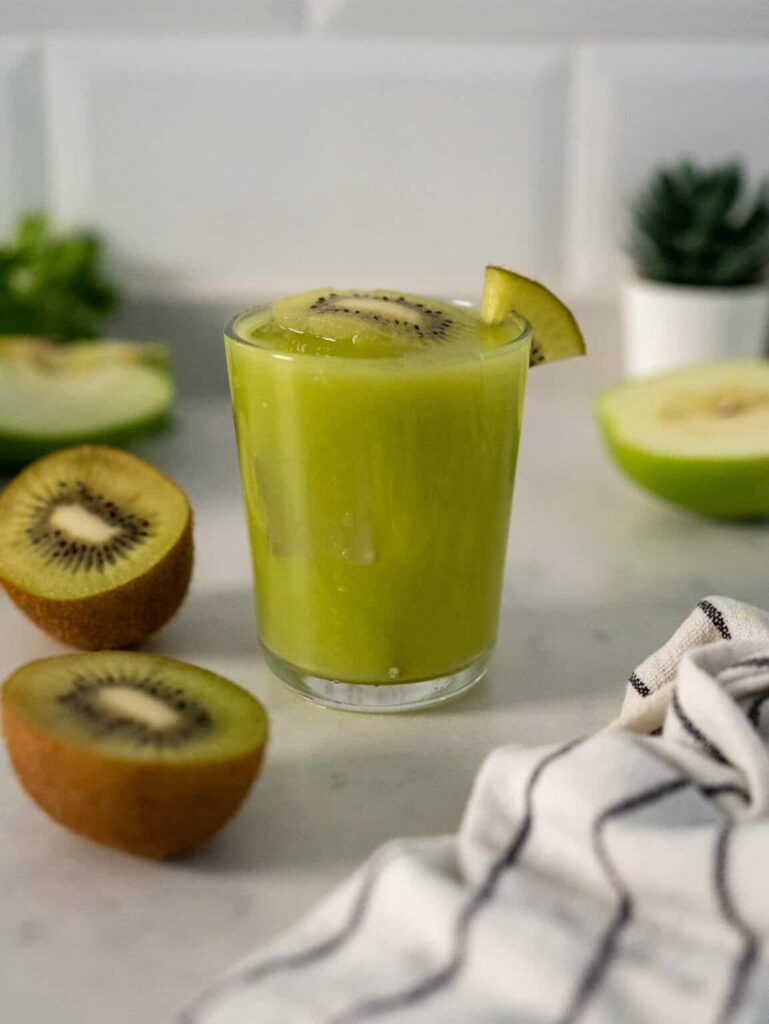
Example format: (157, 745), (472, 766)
(2, 316), (768, 1024)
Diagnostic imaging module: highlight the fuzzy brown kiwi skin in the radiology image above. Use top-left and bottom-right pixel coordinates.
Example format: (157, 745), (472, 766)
(1, 506), (193, 650)
(1, 690), (266, 858)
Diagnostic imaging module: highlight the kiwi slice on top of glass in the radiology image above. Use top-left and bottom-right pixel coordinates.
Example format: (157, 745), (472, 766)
(264, 287), (514, 357)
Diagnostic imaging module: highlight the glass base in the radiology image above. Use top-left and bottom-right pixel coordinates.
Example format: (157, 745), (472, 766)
(263, 648), (489, 713)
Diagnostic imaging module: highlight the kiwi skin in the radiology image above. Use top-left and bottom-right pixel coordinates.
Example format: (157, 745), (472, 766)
(0, 447), (194, 649)
(2, 515), (193, 650)
(2, 660), (266, 859)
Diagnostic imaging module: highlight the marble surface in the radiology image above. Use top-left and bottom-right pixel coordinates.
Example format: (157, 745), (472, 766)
(2, 322), (768, 1024)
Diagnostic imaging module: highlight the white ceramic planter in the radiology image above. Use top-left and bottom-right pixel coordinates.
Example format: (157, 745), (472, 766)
(620, 277), (769, 378)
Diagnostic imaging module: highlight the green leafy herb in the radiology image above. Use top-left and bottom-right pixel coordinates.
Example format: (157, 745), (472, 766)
(628, 160), (769, 287)
(0, 212), (119, 340)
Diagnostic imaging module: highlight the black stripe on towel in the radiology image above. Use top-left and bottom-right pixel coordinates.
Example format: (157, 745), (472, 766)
(715, 823), (757, 1023)
(734, 657), (769, 670)
(699, 600), (732, 640)
(322, 739), (584, 1024)
(699, 783), (750, 804)
(179, 846), (402, 1024)
(629, 672), (650, 697)
(672, 690), (730, 766)
(557, 777), (689, 1024)
(747, 691), (769, 727)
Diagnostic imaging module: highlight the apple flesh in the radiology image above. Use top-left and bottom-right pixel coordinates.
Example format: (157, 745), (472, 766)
(597, 360), (769, 519)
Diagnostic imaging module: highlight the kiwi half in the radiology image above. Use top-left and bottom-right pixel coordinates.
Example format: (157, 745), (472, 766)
(0, 338), (173, 466)
(0, 445), (193, 648)
(2, 652), (268, 857)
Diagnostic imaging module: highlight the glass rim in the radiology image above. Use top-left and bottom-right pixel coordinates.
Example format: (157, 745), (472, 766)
(224, 300), (532, 362)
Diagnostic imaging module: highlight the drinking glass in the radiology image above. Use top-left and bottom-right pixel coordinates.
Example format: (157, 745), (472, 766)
(224, 302), (530, 711)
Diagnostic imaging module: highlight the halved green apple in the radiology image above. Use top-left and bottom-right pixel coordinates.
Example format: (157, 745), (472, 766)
(0, 338), (173, 466)
(598, 360), (769, 518)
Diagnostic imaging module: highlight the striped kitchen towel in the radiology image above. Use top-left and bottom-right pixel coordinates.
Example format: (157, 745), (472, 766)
(181, 595), (769, 1024)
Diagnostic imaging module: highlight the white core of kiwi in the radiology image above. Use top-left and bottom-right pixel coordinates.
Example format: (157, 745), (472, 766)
(49, 503), (122, 546)
(97, 687), (182, 731)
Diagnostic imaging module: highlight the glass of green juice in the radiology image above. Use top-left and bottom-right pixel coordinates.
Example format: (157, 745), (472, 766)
(224, 289), (531, 711)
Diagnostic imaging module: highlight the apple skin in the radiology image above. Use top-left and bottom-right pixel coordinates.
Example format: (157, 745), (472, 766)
(597, 406), (769, 520)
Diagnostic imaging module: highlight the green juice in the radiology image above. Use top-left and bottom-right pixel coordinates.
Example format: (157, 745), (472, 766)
(225, 291), (530, 700)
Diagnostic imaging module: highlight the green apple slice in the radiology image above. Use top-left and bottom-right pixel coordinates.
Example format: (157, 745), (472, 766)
(0, 338), (174, 466)
(481, 265), (586, 366)
(598, 360), (769, 519)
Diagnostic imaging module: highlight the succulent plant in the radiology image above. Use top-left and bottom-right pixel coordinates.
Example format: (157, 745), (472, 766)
(0, 212), (119, 341)
(629, 160), (769, 287)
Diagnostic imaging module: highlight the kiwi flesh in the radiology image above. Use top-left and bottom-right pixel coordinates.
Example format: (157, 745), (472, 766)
(598, 360), (769, 518)
(0, 445), (193, 648)
(2, 651), (268, 858)
(0, 338), (173, 466)
(267, 288), (514, 357)
(480, 266), (586, 366)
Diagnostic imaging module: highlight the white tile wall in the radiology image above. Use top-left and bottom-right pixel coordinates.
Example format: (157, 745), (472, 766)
(566, 44), (769, 294)
(6, 0), (769, 38)
(0, 40), (44, 234)
(0, 0), (301, 34)
(308, 0), (769, 39)
(2, 33), (769, 311)
(46, 38), (568, 299)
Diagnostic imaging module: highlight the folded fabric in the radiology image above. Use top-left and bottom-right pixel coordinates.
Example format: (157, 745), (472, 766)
(181, 596), (769, 1024)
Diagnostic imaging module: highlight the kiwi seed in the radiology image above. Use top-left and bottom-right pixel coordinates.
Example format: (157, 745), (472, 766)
(57, 672), (212, 748)
(305, 291), (454, 341)
(25, 480), (152, 572)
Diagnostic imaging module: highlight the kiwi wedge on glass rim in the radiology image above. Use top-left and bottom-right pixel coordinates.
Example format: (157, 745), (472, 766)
(2, 651), (267, 858)
(480, 265), (586, 365)
(0, 445), (193, 648)
(0, 337), (173, 466)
